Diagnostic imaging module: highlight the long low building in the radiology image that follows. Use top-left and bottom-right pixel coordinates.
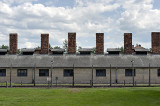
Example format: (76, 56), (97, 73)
(0, 32), (160, 85)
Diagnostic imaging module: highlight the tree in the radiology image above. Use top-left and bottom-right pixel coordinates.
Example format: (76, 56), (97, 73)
(54, 46), (61, 49)
(35, 46), (40, 49)
(49, 44), (53, 49)
(92, 47), (96, 54)
(63, 39), (68, 52)
(120, 46), (124, 53)
(149, 48), (152, 52)
(1, 45), (9, 49)
(78, 46), (82, 50)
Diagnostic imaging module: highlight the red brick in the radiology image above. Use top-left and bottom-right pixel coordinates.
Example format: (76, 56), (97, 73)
(9, 33), (18, 54)
(96, 33), (104, 54)
(68, 32), (76, 54)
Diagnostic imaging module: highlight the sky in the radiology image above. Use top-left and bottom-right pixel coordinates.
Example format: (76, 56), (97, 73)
(0, 0), (160, 51)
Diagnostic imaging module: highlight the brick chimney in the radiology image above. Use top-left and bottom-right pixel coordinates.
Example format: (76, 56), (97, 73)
(96, 33), (104, 54)
(124, 33), (133, 54)
(68, 32), (76, 54)
(152, 32), (160, 54)
(9, 33), (18, 54)
(41, 34), (49, 54)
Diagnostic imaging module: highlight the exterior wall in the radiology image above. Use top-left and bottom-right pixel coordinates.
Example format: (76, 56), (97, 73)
(11, 68), (33, 83)
(0, 68), (160, 84)
(74, 68), (92, 84)
(0, 68), (10, 83)
(68, 32), (76, 54)
(124, 33), (133, 54)
(152, 32), (160, 54)
(35, 68), (51, 84)
(52, 68), (73, 84)
(96, 33), (104, 54)
(0, 68), (33, 84)
(9, 33), (18, 54)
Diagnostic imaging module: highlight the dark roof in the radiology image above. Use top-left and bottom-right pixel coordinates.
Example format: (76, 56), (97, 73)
(78, 48), (93, 52)
(0, 49), (8, 52)
(107, 48), (121, 52)
(0, 54), (160, 68)
(51, 48), (65, 52)
(21, 48), (35, 53)
(134, 48), (149, 52)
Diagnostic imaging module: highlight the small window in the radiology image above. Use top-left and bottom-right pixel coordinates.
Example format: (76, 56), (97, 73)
(17, 69), (27, 76)
(39, 69), (49, 76)
(96, 69), (106, 77)
(0, 69), (6, 76)
(64, 69), (73, 77)
(158, 69), (160, 77)
(125, 69), (136, 76)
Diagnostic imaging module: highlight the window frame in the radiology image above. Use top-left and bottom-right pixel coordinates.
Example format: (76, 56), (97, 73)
(64, 69), (73, 77)
(0, 69), (6, 77)
(96, 69), (106, 77)
(125, 69), (136, 77)
(39, 69), (49, 77)
(17, 69), (27, 77)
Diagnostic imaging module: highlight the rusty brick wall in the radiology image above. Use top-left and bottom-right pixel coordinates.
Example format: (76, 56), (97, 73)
(124, 33), (133, 54)
(68, 32), (76, 54)
(41, 34), (49, 54)
(9, 33), (18, 54)
(152, 32), (160, 54)
(96, 33), (104, 54)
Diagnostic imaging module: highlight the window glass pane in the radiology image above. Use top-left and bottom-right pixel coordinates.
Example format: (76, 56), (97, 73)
(39, 69), (49, 76)
(96, 69), (106, 76)
(17, 69), (27, 76)
(125, 69), (136, 76)
(0, 69), (6, 76)
(64, 69), (73, 77)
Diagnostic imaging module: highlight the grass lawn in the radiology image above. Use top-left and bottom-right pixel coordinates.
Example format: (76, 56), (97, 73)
(0, 87), (160, 106)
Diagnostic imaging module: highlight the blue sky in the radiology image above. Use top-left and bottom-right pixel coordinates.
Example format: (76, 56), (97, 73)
(0, 0), (160, 51)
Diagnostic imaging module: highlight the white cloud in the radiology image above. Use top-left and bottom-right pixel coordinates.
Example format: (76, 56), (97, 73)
(0, 0), (159, 49)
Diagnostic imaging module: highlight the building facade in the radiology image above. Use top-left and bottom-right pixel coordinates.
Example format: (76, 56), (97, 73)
(0, 32), (160, 85)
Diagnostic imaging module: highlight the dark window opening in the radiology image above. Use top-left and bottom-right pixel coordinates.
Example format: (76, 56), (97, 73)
(64, 69), (73, 77)
(135, 52), (147, 55)
(0, 52), (7, 55)
(22, 52), (34, 55)
(0, 69), (6, 76)
(158, 69), (160, 77)
(17, 69), (27, 76)
(125, 69), (136, 76)
(96, 69), (106, 76)
(39, 69), (49, 76)
(52, 52), (64, 55)
(108, 52), (120, 55)
(80, 52), (91, 55)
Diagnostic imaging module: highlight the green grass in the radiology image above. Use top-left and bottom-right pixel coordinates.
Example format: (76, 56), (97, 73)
(0, 87), (160, 106)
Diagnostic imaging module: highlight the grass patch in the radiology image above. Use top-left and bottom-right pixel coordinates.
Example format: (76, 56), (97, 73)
(0, 87), (160, 106)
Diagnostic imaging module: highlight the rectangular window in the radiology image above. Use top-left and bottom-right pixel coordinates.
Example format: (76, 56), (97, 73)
(158, 69), (160, 77)
(125, 69), (136, 76)
(39, 69), (49, 76)
(64, 69), (73, 77)
(17, 69), (27, 76)
(96, 69), (106, 77)
(0, 69), (6, 76)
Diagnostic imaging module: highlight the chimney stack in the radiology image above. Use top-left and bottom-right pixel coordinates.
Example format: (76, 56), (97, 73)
(152, 32), (160, 54)
(96, 33), (104, 54)
(41, 34), (49, 54)
(124, 33), (133, 54)
(68, 32), (76, 54)
(9, 33), (18, 54)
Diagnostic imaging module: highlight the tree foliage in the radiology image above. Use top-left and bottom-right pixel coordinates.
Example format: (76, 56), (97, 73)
(63, 39), (68, 53)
